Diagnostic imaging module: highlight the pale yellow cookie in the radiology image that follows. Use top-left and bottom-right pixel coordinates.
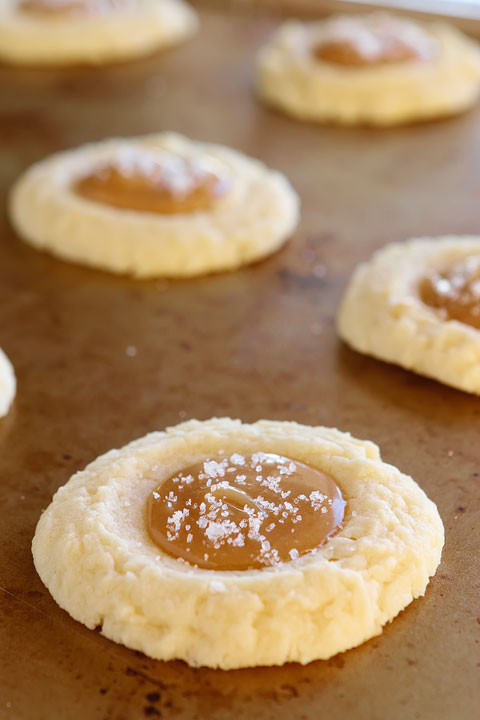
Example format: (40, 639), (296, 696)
(0, 0), (197, 66)
(0, 347), (15, 417)
(32, 417), (444, 669)
(257, 13), (480, 126)
(9, 133), (299, 278)
(337, 236), (480, 394)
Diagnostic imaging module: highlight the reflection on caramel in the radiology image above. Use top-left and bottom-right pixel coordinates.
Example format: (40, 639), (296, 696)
(313, 16), (434, 67)
(147, 452), (346, 571)
(74, 154), (231, 215)
(419, 256), (480, 329)
(19, 0), (119, 17)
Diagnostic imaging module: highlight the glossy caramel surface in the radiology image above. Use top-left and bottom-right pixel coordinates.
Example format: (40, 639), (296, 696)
(74, 155), (230, 214)
(314, 16), (434, 67)
(419, 257), (480, 329)
(147, 452), (345, 570)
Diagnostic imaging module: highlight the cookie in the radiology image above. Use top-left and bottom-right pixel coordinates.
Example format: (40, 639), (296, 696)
(337, 236), (480, 394)
(0, 0), (197, 66)
(257, 13), (480, 126)
(0, 347), (15, 417)
(10, 133), (299, 278)
(32, 417), (444, 669)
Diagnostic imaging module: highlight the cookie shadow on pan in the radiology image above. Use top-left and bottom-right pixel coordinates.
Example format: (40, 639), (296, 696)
(335, 340), (479, 423)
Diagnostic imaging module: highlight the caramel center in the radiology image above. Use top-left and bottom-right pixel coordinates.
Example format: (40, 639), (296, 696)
(18, 0), (118, 16)
(313, 16), (434, 67)
(419, 256), (480, 329)
(147, 452), (346, 571)
(74, 154), (231, 215)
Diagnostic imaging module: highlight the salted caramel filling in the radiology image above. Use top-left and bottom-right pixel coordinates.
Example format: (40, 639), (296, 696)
(313, 17), (435, 67)
(74, 154), (231, 215)
(19, 0), (119, 16)
(419, 256), (480, 329)
(147, 452), (346, 571)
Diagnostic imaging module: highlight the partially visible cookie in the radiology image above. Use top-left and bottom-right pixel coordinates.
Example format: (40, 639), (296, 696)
(257, 13), (480, 126)
(0, 347), (16, 417)
(33, 417), (444, 669)
(0, 0), (197, 66)
(338, 236), (480, 394)
(9, 133), (299, 278)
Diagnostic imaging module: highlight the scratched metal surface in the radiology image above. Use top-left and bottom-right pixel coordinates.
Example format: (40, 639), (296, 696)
(0, 4), (479, 720)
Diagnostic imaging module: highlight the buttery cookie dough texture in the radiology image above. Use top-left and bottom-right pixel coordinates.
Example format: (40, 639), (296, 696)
(9, 133), (299, 278)
(338, 236), (480, 394)
(0, 347), (16, 417)
(257, 14), (480, 126)
(32, 418), (444, 669)
(0, 0), (197, 65)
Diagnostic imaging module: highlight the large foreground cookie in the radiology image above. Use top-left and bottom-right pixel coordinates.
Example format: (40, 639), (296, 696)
(338, 236), (480, 394)
(257, 13), (480, 126)
(0, 0), (197, 66)
(0, 347), (15, 417)
(32, 418), (444, 669)
(9, 133), (299, 278)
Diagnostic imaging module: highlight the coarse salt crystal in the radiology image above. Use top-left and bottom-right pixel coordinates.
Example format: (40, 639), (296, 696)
(209, 580), (226, 593)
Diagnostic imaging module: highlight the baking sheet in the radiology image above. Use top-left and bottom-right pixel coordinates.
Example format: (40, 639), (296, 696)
(0, 3), (479, 719)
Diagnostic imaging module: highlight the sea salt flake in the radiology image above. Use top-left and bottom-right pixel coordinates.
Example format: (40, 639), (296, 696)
(436, 278), (451, 295)
(205, 520), (233, 544)
(310, 490), (327, 510)
(210, 580), (227, 593)
(167, 508), (189, 534)
(203, 460), (226, 479)
(262, 475), (281, 493)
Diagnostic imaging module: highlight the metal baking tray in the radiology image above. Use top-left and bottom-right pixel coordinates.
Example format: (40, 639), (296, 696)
(0, 3), (479, 718)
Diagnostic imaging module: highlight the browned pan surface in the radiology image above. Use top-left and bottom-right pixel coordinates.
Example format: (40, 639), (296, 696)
(0, 4), (479, 719)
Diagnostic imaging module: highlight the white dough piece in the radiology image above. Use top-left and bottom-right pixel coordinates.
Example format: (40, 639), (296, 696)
(0, 346), (16, 417)
(0, 0), (197, 66)
(9, 133), (299, 278)
(338, 236), (480, 394)
(32, 417), (444, 669)
(257, 14), (480, 126)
